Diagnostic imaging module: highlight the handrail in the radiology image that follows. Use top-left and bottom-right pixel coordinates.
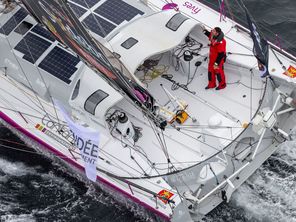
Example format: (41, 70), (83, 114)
(196, 162), (250, 204)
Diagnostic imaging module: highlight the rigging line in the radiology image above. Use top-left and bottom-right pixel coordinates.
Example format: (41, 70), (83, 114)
(133, 144), (161, 175)
(0, 91), (20, 118)
(223, 0), (296, 55)
(178, 128), (251, 145)
(0, 75), (61, 122)
(9, 13), (60, 121)
(148, 117), (175, 169)
(180, 86), (240, 123)
(146, 116), (184, 173)
(209, 163), (219, 185)
(147, 116), (169, 160)
(78, 0), (117, 56)
(238, 0), (296, 27)
(0, 21), (49, 119)
(98, 148), (148, 176)
(168, 124), (244, 129)
(108, 172), (178, 196)
(62, 1), (132, 92)
(98, 152), (145, 179)
(103, 174), (177, 205)
(227, 52), (253, 56)
(0, 142), (85, 161)
(0, 87), (60, 123)
(0, 105), (52, 125)
(97, 137), (156, 175)
(175, 126), (235, 158)
(130, 154), (149, 177)
(119, 134), (149, 176)
(98, 136), (278, 180)
(201, 0), (296, 54)
(154, 160), (202, 166)
(0, 142), (47, 155)
(128, 141), (156, 167)
(146, 116), (196, 191)
(236, 0), (289, 69)
(0, 138), (37, 148)
(151, 0), (250, 53)
(270, 47), (286, 71)
(0, 140), (147, 180)
(66, 139), (146, 178)
(0, 73), (50, 114)
(238, 81), (265, 91)
(81, 0), (107, 38)
(118, 106), (204, 158)
(224, 0), (235, 22)
(115, 132), (161, 176)
(236, 0), (264, 37)
(226, 61), (255, 70)
(250, 69), (253, 121)
(13, 24), (61, 127)
(105, 112), (161, 175)
(160, 129), (176, 172)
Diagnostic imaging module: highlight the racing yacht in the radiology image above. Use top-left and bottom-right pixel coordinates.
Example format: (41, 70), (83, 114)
(0, 0), (296, 221)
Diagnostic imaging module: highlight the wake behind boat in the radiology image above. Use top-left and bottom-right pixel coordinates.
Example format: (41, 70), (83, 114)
(0, 0), (296, 221)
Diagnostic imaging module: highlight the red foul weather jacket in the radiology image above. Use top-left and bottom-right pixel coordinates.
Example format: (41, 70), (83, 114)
(208, 33), (226, 68)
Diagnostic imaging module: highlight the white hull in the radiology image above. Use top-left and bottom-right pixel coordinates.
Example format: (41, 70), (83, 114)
(0, 1), (296, 221)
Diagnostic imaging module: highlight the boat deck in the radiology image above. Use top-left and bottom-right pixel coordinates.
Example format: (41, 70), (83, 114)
(112, 52), (265, 173)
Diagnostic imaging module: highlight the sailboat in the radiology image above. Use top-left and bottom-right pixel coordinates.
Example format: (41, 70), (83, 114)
(0, 0), (296, 221)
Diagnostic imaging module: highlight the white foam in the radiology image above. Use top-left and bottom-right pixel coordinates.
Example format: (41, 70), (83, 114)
(0, 158), (37, 177)
(0, 214), (36, 222)
(232, 166), (296, 222)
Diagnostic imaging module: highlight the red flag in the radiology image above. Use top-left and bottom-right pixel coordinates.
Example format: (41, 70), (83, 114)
(157, 189), (174, 204)
(283, 65), (296, 78)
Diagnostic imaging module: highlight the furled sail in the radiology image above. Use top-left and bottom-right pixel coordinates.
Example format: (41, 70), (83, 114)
(244, 6), (269, 77)
(20, 0), (156, 113)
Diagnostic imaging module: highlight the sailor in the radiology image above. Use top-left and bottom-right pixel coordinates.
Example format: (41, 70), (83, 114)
(203, 26), (227, 90)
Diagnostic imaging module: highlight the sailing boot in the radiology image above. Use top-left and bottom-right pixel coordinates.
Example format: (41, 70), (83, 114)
(215, 67), (226, 90)
(205, 71), (216, 89)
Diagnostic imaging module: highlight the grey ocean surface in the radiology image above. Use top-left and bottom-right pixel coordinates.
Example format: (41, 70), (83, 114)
(1, 0), (296, 221)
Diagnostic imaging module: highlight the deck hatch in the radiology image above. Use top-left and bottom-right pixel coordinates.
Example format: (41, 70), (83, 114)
(121, 37), (138, 49)
(166, 13), (189, 31)
(84, 89), (109, 115)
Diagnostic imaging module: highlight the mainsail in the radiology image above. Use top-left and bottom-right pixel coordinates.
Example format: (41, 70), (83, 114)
(244, 6), (269, 77)
(20, 0), (156, 113)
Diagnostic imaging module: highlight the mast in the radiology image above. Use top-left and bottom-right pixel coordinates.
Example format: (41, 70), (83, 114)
(20, 0), (159, 123)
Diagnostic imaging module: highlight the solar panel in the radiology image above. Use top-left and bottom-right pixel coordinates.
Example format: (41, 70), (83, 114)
(0, 7), (28, 35)
(70, 0), (100, 8)
(38, 46), (80, 84)
(14, 32), (51, 63)
(31, 24), (55, 42)
(83, 14), (115, 37)
(69, 2), (87, 18)
(94, 0), (144, 25)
